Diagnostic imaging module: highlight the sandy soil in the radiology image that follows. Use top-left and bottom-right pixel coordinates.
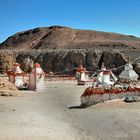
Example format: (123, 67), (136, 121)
(0, 81), (140, 140)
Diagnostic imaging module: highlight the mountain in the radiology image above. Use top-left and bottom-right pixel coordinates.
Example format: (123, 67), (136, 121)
(0, 26), (140, 76)
(0, 26), (140, 50)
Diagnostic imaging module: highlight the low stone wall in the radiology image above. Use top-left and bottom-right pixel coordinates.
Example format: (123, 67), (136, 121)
(81, 92), (140, 107)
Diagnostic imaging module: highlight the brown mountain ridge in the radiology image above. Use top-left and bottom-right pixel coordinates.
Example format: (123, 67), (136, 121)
(0, 26), (140, 50)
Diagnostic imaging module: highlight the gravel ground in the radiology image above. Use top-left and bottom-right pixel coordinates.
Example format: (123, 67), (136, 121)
(0, 81), (140, 140)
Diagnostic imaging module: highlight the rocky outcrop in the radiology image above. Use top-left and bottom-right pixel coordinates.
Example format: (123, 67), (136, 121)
(0, 78), (20, 96)
(0, 49), (139, 78)
(0, 50), (16, 73)
(16, 50), (128, 73)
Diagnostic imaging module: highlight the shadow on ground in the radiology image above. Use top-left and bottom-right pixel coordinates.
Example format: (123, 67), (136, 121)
(68, 105), (86, 109)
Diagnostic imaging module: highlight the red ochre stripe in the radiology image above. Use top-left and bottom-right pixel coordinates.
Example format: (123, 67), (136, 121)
(81, 87), (140, 97)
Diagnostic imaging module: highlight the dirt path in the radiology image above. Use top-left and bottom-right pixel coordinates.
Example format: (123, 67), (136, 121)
(0, 81), (140, 140)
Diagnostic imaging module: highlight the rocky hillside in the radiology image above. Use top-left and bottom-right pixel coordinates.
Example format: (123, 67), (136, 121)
(0, 26), (140, 76)
(0, 26), (140, 50)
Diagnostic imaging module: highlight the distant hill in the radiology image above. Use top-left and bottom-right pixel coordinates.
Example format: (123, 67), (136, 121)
(0, 26), (140, 50)
(0, 26), (140, 76)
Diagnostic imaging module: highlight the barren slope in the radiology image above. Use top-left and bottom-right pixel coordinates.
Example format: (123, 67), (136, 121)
(0, 26), (140, 50)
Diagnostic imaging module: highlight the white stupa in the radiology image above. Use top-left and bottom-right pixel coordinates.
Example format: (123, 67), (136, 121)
(29, 63), (46, 91)
(76, 65), (89, 85)
(97, 63), (118, 87)
(7, 63), (26, 88)
(119, 63), (138, 81)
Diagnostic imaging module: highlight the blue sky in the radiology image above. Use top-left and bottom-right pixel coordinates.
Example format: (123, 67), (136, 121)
(0, 0), (140, 43)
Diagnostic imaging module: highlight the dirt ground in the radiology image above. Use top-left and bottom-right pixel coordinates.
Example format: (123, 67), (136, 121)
(0, 81), (140, 140)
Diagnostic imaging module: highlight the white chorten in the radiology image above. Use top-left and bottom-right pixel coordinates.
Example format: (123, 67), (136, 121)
(7, 63), (26, 88)
(119, 63), (138, 81)
(29, 63), (46, 91)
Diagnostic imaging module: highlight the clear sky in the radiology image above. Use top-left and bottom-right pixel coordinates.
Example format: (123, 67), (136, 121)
(0, 0), (140, 43)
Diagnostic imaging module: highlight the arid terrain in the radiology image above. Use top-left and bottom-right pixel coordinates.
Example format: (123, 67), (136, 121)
(1, 26), (140, 50)
(0, 81), (140, 140)
(0, 27), (140, 140)
(0, 26), (140, 75)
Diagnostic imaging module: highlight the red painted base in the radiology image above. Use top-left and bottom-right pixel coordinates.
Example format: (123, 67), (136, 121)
(81, 87), (140, 97)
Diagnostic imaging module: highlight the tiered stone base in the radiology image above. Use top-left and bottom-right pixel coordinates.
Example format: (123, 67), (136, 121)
(81, 87), (140, 107)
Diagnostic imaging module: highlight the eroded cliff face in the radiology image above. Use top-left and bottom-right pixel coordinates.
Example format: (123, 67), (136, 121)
(0, 49), (140, 78)
(15, 49), (138, 74)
